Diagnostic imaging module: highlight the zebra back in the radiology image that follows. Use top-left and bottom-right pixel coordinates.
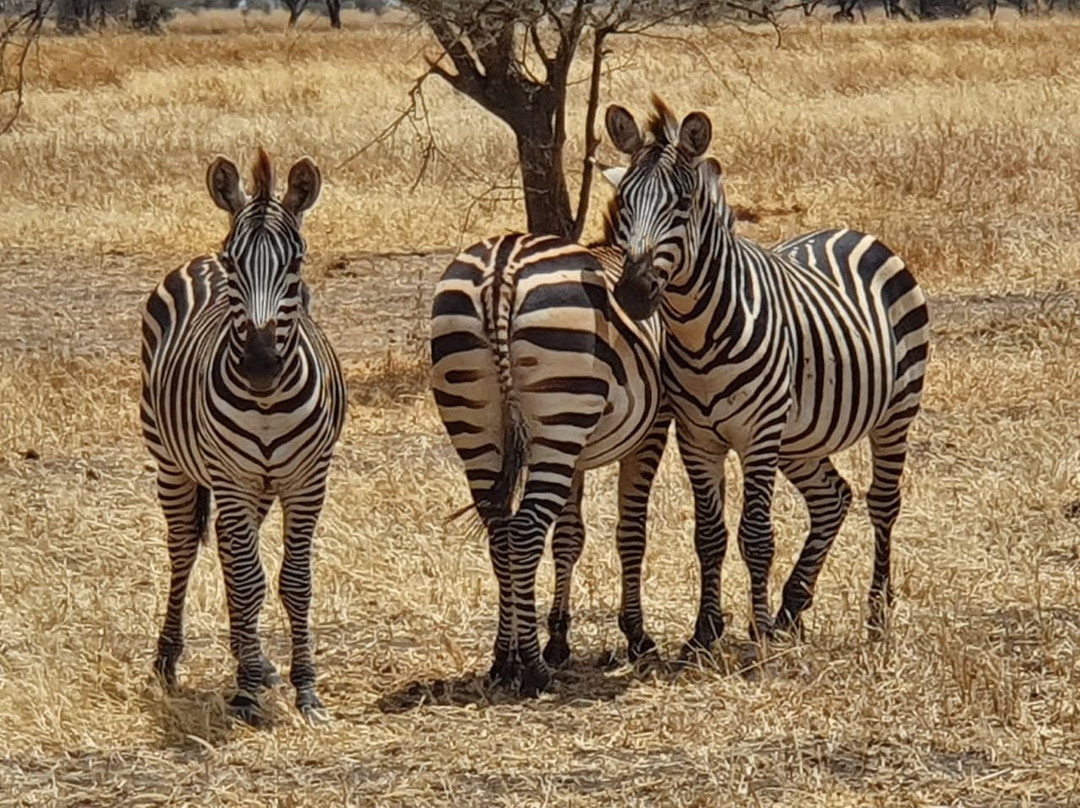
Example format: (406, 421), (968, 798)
(431, 233), (664, 521)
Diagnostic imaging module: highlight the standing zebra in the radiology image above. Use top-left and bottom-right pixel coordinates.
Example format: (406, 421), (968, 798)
(140, 150), (347, 723)
(431, 233), (669, 694)
(602, 99), (930, 648)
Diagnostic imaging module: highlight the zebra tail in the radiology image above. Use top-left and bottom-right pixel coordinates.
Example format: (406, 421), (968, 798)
(487, 394), (529, 517)
(449, 395), (527, 540)
(446, 244), (529, 535)
(195, 485), (212, 544)
(483, 257), (530, 520)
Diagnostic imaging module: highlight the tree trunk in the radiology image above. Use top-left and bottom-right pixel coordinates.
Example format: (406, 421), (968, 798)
(514, 115), (573, 238)
(56, 0), (83, 33)
(326, 0), (341, 28)
(285, 0), (306, 24)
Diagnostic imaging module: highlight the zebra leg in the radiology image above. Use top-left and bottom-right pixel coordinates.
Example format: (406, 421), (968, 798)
(510, 477), (575, 697)
(214, 489), (274, 724)
(774, 457), (852, 638)
(453, 463), (519, 686)
(487, 519), (519, 686)
(153, 464), (208, 690)
(543, 473), (584, 669)
(866, 426), (910, 638)
(736, 438), (782, 642)
(279, 476), (330, 723)
(677, 427), (730, 657)
(616, 411), (670, 662)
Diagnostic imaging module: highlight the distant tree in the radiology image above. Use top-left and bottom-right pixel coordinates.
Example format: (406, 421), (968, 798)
(282, 0), (307, 24)
(0, 0), (52, 130)
(282, 0), (343, 26)
(394, 0), (750, 240)
(130, 0), (175, 31)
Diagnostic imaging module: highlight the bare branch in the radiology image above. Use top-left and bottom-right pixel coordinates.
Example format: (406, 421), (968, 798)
(570, 25), (609, 243)
(336, 67), (442, 176)
(426, 15), (485, 95)
(0, 0), (53, 135)
(527, 21), (554, 73)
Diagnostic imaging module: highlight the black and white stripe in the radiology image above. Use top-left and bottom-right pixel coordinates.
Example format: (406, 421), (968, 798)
(604, 99), (930, 647)
(430, 232), (669, 694)
(140, 150), (346, 723)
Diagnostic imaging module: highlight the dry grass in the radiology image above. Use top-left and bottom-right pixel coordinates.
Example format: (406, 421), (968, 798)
(1, 12), (1080, 807)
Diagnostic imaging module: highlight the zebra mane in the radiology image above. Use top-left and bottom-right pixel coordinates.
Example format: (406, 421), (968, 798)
(251, 147), (275, 201)
(644, 94), (681, 148)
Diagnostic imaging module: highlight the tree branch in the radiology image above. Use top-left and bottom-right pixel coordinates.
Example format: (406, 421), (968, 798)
(427, 16), (486, 95)
(571, 25), (609, 242)
(0, 0), (52, 135)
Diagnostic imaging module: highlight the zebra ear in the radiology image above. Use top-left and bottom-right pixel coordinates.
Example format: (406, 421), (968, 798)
(679, 111), (712, 159)
(601, 166), (627, 188)
(283, 158), (321, 217)
(207, 156), (246, 216)
(606, 105), (643, 155)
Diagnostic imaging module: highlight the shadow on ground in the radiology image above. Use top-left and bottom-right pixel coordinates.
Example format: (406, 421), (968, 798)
(373, 637), (808, 714)
(141, 679), (271, 748)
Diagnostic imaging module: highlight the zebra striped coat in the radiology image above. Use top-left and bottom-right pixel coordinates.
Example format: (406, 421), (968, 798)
(431, 233), (669, 694)
(604, 99), (930, 647)
(140, 150), (346, 723)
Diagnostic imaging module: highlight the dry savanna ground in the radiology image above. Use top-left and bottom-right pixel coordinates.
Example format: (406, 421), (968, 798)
(1, 11), (1080, 807)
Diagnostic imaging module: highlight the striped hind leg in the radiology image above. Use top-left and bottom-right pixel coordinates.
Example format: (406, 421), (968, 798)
(615, 411), (670, 662)
(213, 486), (275, 723)
(866, 424), (912, 637)
(543, 473), (584, 669)
(153, 462), (209, 690)
(508, 454), (590, 696)
(458, 465), (518, 686)
(774, 457), (852, 638)
(279, 471), (331, 723)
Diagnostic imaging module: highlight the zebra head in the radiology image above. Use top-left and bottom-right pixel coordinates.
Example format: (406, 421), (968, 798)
(604, 98), (726, 321)
(207, 149), (321, 393)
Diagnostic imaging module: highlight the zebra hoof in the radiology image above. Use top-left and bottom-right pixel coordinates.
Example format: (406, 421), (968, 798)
(227, 690), (263, 726)
(772, 610), (804, 642)
(519, 664), (552, 698)
(297, 693), (330, 726)
(259, 656), (282, 689)
(153, 657), (179, 692)
(542, 637), (571, 669)
(627, 633), (658, 664)
(488, 654), (519, 688)
(678, 640), (716, 668)
(866, 609), (890, 641)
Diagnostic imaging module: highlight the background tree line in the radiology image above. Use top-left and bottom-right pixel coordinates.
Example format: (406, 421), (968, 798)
(1, 0), (1075, 37)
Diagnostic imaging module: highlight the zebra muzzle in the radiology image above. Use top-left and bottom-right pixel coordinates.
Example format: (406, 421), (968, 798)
(240, 321), (284, 393)
(614, 255), (665, 321)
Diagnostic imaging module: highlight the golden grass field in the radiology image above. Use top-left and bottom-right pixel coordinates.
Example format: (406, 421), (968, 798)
(1, 10), (1080, 806)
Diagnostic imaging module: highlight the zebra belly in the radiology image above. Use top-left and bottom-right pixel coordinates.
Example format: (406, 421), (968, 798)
(665, 360), (791, 456)
(780, 306), (895, 458)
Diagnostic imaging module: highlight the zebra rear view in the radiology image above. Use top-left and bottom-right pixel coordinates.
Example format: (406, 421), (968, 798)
(140, 150), (347, 724)
(431, 233), (668, 695)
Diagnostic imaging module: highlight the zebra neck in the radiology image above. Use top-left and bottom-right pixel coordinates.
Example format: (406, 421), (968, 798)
(661, 210), (749, 356)
(212, 325), (308, 405)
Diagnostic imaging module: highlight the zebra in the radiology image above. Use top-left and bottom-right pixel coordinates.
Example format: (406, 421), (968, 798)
(140, 149), (347, 723)
(430, 232), (670, 695)
(601, 98), (930, 649)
